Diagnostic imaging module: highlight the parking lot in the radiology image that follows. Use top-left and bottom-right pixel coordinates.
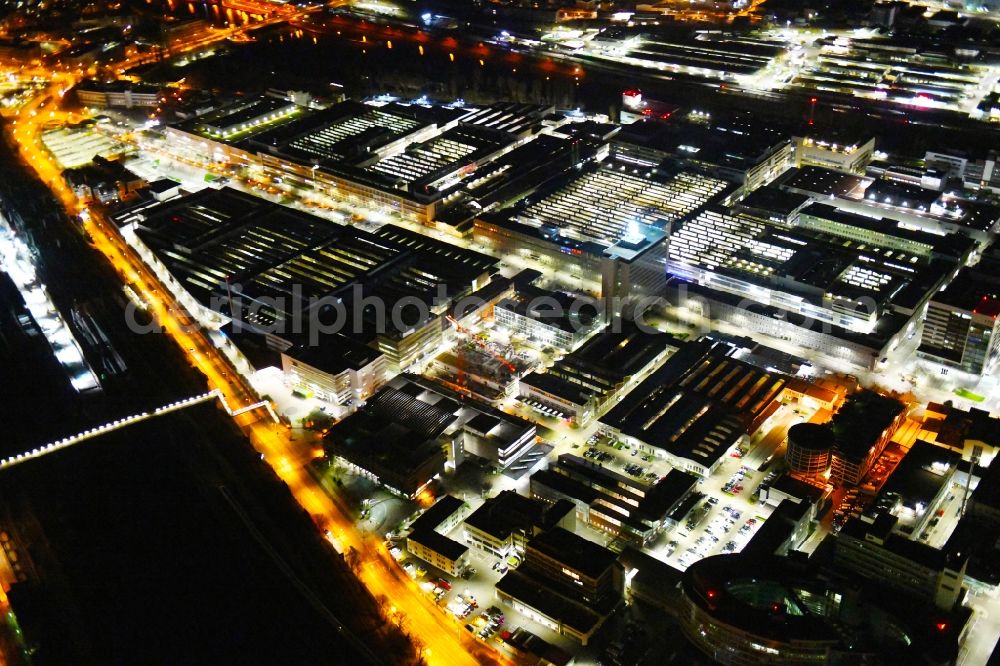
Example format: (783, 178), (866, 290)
(388, 518), (598, 662)
(655, 453), (775, 570)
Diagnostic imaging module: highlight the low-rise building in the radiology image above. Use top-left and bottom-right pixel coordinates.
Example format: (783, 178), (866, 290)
(741, 499), (813, 558)
(530, 455), (698, 547)
(920, 402), (1000, 465)
(518, 319), (679, 424)
(793, 134), (876, 175)
(495, 528), (623, 645)
(599, 341), (788, 476)
(76, 81), (160, 109)
(918, 249), (1000, 377)
(870, 440), (961, 536)
(679, 553), (965, 665)
(495, 281), (602, 352)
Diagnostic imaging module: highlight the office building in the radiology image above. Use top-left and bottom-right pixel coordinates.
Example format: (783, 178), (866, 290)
(793, 133), (876, 175)
(462, 490), (575, 560)
(323, 380), (451, 498)
(518, 319), (679, 424)
(870, 440), (961, 536)
(679, 553), (964, 665)
(495, 528), (623, 645)
(918, 250), (1000, 376)
(530, 455), (698, 547)
(280, 334), (387, 405)
(494, 279), (602, 352)
(612, 114), (793, 195)
(831, 514), (967, 611)
(406, 495), (470, 577)
(829, 390), (906, 485)
(325, 375), (536, 486)
(76, 81), (160, 110)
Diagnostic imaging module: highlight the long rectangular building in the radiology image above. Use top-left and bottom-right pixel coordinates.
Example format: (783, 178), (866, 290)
(599, 341), (787, 476)
(117, 187), (498, 371)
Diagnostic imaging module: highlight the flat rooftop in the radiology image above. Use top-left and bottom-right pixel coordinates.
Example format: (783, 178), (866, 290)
(463, 490), (547, 541)
(614, 115), (789, 173)
(876, 440), (960, 513)
(600, 341), (770, 469)
(131, 188), (497, 329)
(408, 528), (467, 561)
(283, 334), (381, 376)
(247, 100), (432, 160)
(497, 283), (601, 335)
(495, 569), (604, 635)
(177, 96), (301, 141)
(668, 206), (953, 309)
(801, 202), (976, 260)
(409, 495), (466, 533)
(927, 257), (1000, 316)
(506, 160), (724, 248)
(520, 320), (679, 406)
(736, 185), (810, 218)
(527, 527), (619, 580)
(830, 390), (905, 463)
(781, 165), (869, 199)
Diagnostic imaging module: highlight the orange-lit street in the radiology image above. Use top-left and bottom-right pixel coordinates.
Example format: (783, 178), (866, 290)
(2, 15), (506, 666)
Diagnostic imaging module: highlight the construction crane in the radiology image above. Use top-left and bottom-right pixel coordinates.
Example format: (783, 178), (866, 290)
(445, 315), (517, 375)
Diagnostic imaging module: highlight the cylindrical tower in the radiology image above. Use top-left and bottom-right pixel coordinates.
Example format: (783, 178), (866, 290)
(785, 422), (834, 477)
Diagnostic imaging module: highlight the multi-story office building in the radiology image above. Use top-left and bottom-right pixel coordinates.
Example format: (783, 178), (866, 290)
(530, 455), (698, 547)
(829, 390), (906, 485)
(406, 495), (470, 577)
(324, 375), (536, 497)
(666, 204), (963, 334)
(918, 250), (1000, 376)
(679, 553), (965, 665)
(780, 165), (1000, 243)
(462, 490), (575, 560)
(518, 319), (679, 424)
(76, 81), (160, 109)
(926, 149), (1000, 194)
(793, 133), (876, 175)
(494, 280), (602, 352)
(612, 113), (793, 196)
(280, 334), (386, 405)
(832, 514), (967, 611)
(324, 380), (450, 498)
(495, 528), (622, 645)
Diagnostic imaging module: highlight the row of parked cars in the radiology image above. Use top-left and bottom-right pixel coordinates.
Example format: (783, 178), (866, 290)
(584, 447), (613, 463)
(465, 606), (505, 640)
(722, 466), (750, 495)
